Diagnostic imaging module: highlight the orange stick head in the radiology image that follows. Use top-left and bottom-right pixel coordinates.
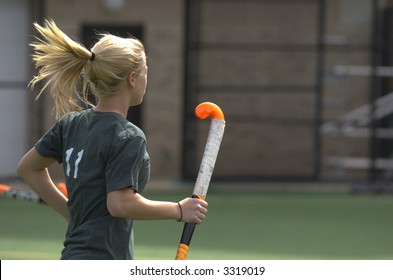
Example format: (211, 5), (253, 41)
(195, 102), (225, 120)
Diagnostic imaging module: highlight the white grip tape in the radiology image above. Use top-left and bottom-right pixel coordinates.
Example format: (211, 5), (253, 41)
(193, 118), (226, 198)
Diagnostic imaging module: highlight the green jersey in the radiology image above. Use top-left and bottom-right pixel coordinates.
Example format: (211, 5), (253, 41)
(35, 109), (150, 259)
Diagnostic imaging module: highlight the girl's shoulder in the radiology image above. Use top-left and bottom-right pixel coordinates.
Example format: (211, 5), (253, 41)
(87, 109), (146, 141)
(115, 117), (146, 142)
(58, 108), (146, 143)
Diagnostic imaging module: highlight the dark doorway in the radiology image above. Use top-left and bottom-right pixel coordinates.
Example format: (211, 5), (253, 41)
(81, 24), (144, 128)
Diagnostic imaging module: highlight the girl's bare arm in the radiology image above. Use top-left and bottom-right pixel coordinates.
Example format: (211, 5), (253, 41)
(107, 188), (208, 223)
(17, 148), (70, 222)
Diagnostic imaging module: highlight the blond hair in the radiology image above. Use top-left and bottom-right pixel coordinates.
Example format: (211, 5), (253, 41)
(29, 19), (146, 119)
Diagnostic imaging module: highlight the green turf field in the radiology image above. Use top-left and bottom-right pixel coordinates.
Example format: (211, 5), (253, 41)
(1, 190), (393, 260)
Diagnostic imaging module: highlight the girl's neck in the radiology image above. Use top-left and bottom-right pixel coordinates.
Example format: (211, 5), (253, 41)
(94, 91), (129, 117)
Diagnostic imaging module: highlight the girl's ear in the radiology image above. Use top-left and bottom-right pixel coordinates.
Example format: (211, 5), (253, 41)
(127, 71), (136, 87)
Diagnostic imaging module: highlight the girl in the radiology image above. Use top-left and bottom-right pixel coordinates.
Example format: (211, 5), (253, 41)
(17, 19), (208, 260)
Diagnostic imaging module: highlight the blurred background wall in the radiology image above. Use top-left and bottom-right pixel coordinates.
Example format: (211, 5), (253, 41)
(2, 0), (393, 189)
(0, 0), (30, 178)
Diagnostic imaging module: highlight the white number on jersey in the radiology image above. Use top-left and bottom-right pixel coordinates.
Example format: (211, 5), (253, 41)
(65, 148), (84, 179)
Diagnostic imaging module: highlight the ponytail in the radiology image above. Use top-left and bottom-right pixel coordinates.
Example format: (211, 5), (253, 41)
(29, 19), (93, 119)
(29, 19), (146, 120)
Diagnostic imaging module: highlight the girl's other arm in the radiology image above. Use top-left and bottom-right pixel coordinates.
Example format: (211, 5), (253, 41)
(107, 188), (208, 223)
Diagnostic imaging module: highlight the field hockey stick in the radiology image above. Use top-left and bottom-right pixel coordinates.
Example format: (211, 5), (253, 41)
(175, 102), (226, 260)
(0, 183), (67, 203)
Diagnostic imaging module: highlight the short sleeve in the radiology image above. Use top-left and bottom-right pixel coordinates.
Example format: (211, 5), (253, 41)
(105, 136), (149, 193)
(34, 121), (63, 163)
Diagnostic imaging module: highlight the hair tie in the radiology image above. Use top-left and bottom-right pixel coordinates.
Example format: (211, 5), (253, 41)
(177, 202), (183, 222)
(89, 52), (96, 62)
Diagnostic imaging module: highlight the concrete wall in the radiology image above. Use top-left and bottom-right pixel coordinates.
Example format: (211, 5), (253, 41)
(0, 0), (30, 178)
(20, 0), (381, 182)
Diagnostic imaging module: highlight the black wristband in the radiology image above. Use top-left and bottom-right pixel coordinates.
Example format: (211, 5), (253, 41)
(177, 202), (183, 222)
